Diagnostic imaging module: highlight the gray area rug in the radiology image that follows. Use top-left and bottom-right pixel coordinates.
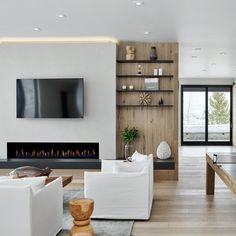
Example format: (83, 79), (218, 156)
(58, 189), (134, 236)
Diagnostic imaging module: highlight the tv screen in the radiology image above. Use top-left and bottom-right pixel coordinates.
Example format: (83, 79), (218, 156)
(17, 78), (84, 118)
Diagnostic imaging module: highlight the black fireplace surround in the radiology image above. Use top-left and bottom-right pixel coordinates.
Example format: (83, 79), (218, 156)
(0, 142), (101, 169)
(7, 142), (99, 159)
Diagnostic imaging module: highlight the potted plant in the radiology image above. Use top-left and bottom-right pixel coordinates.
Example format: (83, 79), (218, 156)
(121, 127), (139, 160)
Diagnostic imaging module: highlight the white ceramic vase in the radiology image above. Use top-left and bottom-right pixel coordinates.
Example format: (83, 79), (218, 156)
(156, 141), (171, 159)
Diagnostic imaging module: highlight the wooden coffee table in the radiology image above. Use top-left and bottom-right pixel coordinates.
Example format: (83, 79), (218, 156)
(46, 176), (73, 187)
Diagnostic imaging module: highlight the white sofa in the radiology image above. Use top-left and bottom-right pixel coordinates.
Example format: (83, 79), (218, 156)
(84, 155), (153, 220)
(0, 176), (63, 236)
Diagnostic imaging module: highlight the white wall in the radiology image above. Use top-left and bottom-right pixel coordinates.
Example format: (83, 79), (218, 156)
(0, 43), (116, 159)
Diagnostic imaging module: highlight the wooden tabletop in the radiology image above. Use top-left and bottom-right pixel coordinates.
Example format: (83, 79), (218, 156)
(207, 153), (236, 180)
(206, 153), (236, 195)
(46, 175), (73, 187)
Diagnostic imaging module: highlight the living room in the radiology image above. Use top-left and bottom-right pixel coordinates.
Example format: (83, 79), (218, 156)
(0, 1), (236, 236)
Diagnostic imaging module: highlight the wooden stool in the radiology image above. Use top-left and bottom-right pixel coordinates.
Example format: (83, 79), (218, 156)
(72, 233), (91, 236)
(69, 198), (94, 236)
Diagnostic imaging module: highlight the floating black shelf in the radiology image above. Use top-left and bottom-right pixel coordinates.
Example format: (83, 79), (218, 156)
(115, 158), (175, 170)
(117, 75), (173, 78)
(117, 104), (173, 108)
(153, 158), (175, 170)
(117, 89), (173, 93)
(117, 60), (174, 64)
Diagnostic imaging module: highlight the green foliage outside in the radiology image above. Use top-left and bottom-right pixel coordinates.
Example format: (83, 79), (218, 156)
(208, 92), (230, 124)
(121, 127), (139, 144)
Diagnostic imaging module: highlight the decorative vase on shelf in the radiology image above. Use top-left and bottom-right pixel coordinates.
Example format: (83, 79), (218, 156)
(124, 143), (134, 160)
(156, 141), (171, 160)
(150, 46), (157, 61)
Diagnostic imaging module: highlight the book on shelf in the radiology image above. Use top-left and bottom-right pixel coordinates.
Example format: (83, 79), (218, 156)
(144, 78), (159, 90)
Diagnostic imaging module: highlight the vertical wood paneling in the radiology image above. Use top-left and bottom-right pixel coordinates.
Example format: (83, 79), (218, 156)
(116, 42), (179, 180)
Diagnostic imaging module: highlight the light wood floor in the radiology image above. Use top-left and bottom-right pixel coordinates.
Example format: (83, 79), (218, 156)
(67, 147), (236, 235)
(131, 152), (236, 236)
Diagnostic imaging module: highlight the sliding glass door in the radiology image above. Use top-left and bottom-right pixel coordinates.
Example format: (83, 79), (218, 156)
(181, 85), (232, 145)
(182, 87), (206, 142)
(208, 87), (231, 142)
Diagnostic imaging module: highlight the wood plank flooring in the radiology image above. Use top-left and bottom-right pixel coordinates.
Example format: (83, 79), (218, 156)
(131, 154), (236, 236)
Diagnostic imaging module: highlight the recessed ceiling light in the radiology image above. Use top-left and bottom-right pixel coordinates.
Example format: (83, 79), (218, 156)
(192, 55), (197, 58)
(195, 47), (202, 51)
(133, 1), (144, 6)
(144, 31), (151, 35)
(220, 52), (227, 55)
(33, 27), (41, 31)
(58, 14), (67, 18)
(211, 63), (216, 66)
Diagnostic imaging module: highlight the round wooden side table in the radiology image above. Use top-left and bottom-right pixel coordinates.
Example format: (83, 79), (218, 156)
(69, 198), (94, 236)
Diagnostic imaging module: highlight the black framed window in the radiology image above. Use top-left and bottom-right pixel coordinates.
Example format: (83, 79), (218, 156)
(181, 85), (232, 145)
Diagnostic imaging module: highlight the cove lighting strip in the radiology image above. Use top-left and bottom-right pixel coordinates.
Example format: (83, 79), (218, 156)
(0, 37), (119, 44)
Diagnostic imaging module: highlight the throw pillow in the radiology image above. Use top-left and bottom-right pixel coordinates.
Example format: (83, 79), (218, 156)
(131, 150), (148, 162)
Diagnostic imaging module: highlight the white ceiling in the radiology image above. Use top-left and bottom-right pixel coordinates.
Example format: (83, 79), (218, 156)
(1, 0), (236, 79)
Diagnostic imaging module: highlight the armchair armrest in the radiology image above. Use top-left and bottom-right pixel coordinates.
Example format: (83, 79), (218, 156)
(84, 171), (149, 219)
(0, 185), (32, 236)
(32, 177), (63, 236)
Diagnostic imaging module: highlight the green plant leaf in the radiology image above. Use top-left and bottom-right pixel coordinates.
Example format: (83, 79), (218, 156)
(121, 127), (139, 144)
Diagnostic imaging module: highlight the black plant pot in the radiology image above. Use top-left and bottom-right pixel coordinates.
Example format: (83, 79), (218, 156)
(150, 46), (157, 61)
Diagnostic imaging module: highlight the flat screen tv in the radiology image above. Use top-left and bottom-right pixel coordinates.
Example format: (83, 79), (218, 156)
(17, 78), (84, 118)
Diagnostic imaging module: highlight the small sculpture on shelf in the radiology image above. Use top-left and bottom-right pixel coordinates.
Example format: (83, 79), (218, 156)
(121, 84), (127, 90)
(150, 46), (157, 61)
(137, 64), (142, 75)
(158, 97), (164, 105)
(128, 84), (134, 90)
(126, 45), (136, 60)
(156, 141), (171, 160)
(139, 92), (151, 105)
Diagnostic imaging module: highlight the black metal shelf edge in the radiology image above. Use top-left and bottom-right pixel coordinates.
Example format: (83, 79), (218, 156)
(117, 90), (173, 93)
(117, 105), (173, 107)
(154, 158), (175, 170)
(117, 60), (174, 63)
(117, 75), (173, 78)
(0, 158), (101, 169)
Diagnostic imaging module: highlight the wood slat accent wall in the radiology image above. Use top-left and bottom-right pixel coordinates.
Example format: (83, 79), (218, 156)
(116, 42), (179, 180)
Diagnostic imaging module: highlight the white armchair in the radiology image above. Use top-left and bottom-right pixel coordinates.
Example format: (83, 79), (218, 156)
(84, 155), (153, 220)
(0, 177), (63, 236)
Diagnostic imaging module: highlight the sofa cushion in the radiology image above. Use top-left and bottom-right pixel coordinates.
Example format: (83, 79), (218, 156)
(0, 176), (47, 193)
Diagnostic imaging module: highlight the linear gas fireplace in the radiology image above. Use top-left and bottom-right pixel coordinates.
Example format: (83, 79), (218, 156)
(7, 142), (99, 159)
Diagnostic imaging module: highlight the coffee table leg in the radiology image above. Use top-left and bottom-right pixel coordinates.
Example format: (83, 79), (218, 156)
(206, 161), (215, 195)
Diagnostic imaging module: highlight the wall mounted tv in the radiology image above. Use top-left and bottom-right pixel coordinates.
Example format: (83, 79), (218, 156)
(17, 78), (84, 118)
